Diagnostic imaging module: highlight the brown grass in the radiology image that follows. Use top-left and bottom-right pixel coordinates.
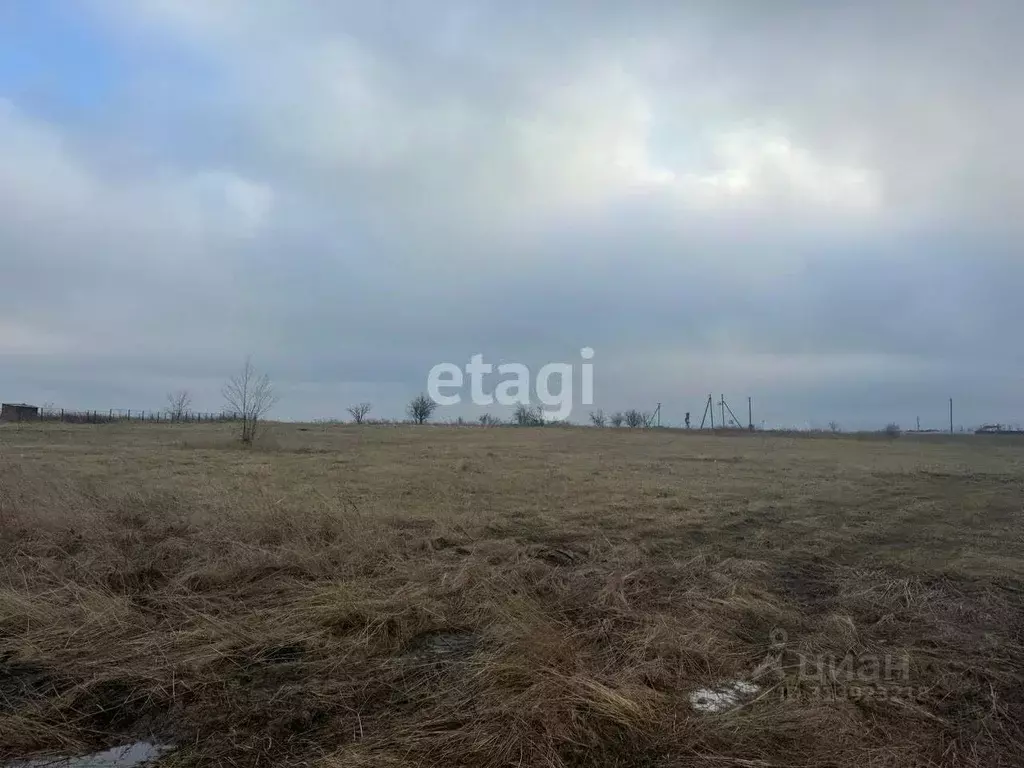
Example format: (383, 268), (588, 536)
(1, 422), (1023, 766)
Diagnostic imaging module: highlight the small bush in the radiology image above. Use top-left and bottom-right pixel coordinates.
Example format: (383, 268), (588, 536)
(513, 403), (545, 426)
(624, 409), (650, 428)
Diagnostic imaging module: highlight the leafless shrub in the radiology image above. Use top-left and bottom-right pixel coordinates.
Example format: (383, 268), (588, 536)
(407, 394), (438, 425)
(346, 402), (372, 424)
(166, 389), (193, 421)
(589, 410), (606, 427)
(222, 357), (278, 444)
(609, 411), (625, 427)
(883, 423), (902, 437)
(829, 421), (841, 433)
(478, 413), (502, 426)
(624, 409), (648, 428)
(513, 403), (545, 426)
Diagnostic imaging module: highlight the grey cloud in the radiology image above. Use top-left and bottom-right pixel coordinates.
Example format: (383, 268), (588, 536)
(0, 2), (1021, 428)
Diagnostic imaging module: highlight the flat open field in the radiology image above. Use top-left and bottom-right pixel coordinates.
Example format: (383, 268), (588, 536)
(2, 423), (1023, 767)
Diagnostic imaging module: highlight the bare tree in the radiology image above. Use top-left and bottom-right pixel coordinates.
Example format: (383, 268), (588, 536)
(478, 413), (502, 426)
(828, 420), (841, 433)
(624, 409), (647, 428)
(222, 357), (278, 443)
(513, 403), (545, 426)
(407, 393), (438, 425)
(346, 402), (372, 424)
(589, 409), (607, 427)
(166, 389), (193, 421)
(609, 411), (625, 427)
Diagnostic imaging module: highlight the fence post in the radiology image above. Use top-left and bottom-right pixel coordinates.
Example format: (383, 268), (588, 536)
(60, 408), (65, 422)
(127, 409), (131, 420)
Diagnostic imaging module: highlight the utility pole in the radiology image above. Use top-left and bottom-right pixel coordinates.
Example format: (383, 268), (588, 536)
(720, 394), (725, 429)
(699, 394), (714, 429)
(917, 416), (920, 432)
(708, 393), (715, 429)
(748, 397), (753, 431)
(950, 398), (954, 434)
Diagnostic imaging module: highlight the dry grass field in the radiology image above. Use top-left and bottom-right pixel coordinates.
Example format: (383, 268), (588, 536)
(2, 422), (1023, 766)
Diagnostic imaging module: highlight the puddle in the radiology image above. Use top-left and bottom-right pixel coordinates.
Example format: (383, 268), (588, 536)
(7, 742), (172, 768)
(689, 680), (761, 714)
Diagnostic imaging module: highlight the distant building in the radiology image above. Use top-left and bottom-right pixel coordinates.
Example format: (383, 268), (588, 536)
(0, 403), (39, 422)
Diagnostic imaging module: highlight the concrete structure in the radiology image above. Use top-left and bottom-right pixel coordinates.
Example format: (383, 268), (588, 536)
(0, 403), (39, 421)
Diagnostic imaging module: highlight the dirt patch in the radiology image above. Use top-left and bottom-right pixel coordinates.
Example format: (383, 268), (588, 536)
(777, 559), (839, 612)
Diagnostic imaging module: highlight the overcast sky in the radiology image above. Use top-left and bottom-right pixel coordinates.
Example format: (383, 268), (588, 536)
(1, 1), (1021, 429)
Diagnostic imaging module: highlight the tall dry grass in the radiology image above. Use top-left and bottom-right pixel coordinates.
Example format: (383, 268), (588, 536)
(1, 423), (1023, 766)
